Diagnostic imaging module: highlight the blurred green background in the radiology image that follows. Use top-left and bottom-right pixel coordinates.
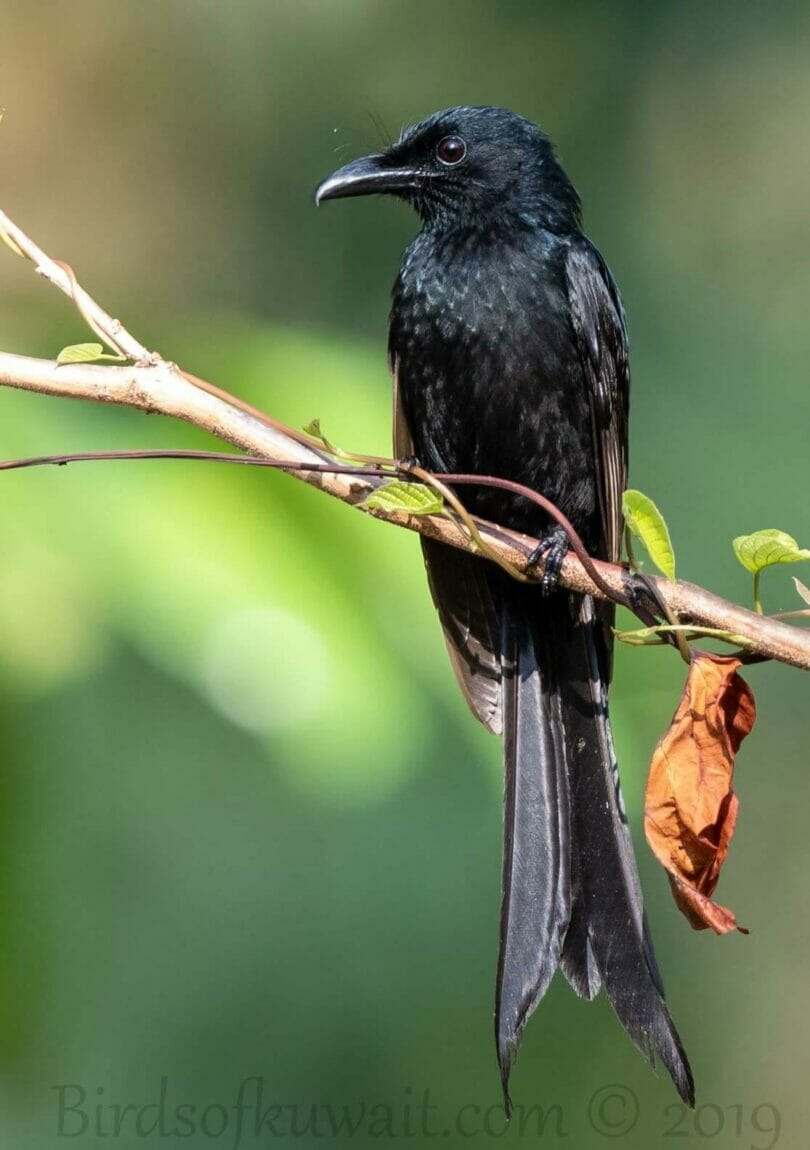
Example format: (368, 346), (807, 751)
(0, 2), (808, 1146)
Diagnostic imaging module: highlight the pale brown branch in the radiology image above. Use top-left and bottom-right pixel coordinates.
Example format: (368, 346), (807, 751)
(1, 210), (808, 673)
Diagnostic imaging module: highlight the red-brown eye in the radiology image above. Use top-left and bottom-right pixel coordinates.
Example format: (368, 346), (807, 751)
(436, 135), (467, 166)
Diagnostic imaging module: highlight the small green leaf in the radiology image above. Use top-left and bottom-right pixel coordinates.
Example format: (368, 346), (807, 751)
(302, 417), (342, 455)
(362, 480), (444, 516)
(56, 342), (106, 364)
(794, 577), (810, 605)
(622, 489), (676, 580)
(732, 529), (810, 574)
(0, 228), (24, 257)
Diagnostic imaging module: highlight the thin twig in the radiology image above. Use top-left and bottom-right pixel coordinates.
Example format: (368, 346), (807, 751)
(0, 208), (328, 454)
(0, 209), (149, 362)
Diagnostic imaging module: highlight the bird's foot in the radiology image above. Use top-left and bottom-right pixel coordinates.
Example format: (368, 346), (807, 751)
(527, 526), (569, 595)
(397, 454), (421, 473)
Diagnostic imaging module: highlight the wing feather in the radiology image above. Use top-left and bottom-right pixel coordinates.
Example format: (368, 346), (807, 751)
(391, 355), (502, 733)
(564, 240), (629, 567)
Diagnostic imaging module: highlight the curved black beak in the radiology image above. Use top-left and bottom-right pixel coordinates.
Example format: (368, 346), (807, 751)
(315, 154), (423, 205)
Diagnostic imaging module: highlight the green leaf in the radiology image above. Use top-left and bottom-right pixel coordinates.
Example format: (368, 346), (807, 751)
(732, 529), (810, 574)
(794, 577), (810, 605)
(302, 417), (343, 455)
(621, 489), (676, 580)
(362, 480), (444, 517)
(56, 342), (106, 364)
(0, 228), (24, 258)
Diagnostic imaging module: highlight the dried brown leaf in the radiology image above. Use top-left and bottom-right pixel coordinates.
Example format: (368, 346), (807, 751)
(644, 652), (756, 935)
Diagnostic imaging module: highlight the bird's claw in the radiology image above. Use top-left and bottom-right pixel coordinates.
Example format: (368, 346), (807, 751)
(527, 526), (569, 595)
(397, 454), (421, 473)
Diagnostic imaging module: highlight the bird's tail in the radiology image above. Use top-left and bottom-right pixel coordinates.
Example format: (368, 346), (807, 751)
(496, 583), (694, 1111)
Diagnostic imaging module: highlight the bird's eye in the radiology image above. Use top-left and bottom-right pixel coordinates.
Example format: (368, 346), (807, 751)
(436, 135), (467, 166)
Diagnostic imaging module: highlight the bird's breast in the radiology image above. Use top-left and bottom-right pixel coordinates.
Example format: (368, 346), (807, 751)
(396, 231), (567, 353)
(390, 230), (596, 535)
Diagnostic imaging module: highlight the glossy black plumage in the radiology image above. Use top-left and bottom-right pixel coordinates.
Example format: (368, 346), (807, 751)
(317, 105), (693, 1109)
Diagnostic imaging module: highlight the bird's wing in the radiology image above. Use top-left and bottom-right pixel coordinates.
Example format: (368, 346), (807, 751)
(391, 355), (503, 734)
(392, 354), (414, 459)
(420, 538), (504, 734)
(564, 239), (629, 566)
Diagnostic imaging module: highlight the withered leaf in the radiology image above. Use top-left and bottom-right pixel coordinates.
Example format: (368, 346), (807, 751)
(644, 652), (756, 935)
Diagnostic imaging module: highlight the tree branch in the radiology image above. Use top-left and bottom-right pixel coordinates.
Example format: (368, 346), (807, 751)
(1, 208), (808, 672)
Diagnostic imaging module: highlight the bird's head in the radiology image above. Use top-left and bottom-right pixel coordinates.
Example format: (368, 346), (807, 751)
(316, 106), (581, 232)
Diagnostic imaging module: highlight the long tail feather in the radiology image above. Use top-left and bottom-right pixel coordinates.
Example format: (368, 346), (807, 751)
(562, 598), (694, 1105)
(495, 589), (571, 1111)
(495, 584), (694, 1109)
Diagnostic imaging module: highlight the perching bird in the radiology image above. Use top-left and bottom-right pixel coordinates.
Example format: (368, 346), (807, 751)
(316, 106), (694, 1109)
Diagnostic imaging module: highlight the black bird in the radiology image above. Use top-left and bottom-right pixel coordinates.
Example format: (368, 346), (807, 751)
(316, 106), (694, 1109)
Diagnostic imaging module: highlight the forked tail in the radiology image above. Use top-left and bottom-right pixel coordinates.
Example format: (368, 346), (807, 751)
(496, 584), (694, 1111)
